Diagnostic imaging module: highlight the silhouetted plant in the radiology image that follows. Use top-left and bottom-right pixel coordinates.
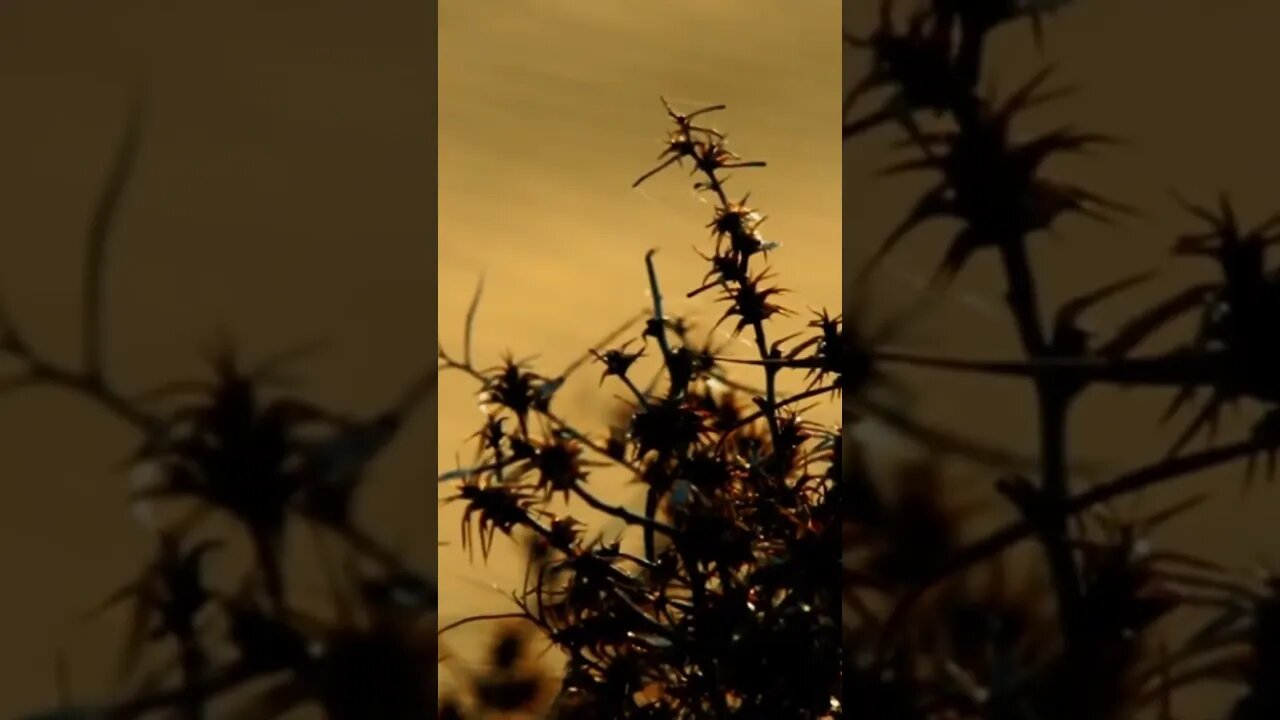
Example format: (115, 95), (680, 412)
(434, 97), (843, 718)
(9, 95), (439, 720)
(846, 2), (1280, 719)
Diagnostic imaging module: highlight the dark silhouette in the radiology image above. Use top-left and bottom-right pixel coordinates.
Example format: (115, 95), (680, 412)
(9, 96), (437, 720)
(847, 2), (1280, 719)
(434, 100), (842, 718)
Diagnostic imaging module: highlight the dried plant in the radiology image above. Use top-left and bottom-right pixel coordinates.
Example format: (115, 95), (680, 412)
(846, 1), (1280, 719)
(435, 96), (842, 718)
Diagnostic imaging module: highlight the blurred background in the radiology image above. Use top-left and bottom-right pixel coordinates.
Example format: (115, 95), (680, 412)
(847, 0), (1280, 715)
(0, 0), (433, 714)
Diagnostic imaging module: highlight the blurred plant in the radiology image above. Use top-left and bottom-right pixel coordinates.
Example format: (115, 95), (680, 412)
(9, 93), (441, 720)
(845, 1), (1280, 719)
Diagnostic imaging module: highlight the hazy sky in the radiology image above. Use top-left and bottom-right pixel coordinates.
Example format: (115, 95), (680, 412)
(436, 0), (841, 684)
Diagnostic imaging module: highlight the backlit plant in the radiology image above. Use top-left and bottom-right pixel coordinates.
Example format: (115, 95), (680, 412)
(435, 97), (843, 719)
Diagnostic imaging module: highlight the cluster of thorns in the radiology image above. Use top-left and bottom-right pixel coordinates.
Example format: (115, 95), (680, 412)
(845, 2), (1280, 719)
(7, 96), (843, 718)
(434, 98), (843, 718)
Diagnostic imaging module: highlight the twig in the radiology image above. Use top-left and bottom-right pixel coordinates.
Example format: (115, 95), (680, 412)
(877, 436), (1266, 659)
(84, 89), (145, 384)
(463, 274), (484, 369)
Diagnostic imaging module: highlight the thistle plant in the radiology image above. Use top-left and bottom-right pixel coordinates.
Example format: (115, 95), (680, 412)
(435, 97), (843, 718)
(846, 2), (1280, 719)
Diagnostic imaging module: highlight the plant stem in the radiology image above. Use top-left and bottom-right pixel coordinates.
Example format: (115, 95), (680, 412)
(750, 320), (783, 446)
(997, 240), (1083, 647)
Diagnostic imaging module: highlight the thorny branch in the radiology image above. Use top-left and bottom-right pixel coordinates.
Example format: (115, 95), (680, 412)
(845, 2), (1280, 719)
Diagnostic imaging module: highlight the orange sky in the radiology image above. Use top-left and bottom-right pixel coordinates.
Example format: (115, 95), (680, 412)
(436, 0), (841, 689)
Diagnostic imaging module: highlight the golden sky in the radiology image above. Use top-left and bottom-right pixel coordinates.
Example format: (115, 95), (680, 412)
(436, 0), (841, 681)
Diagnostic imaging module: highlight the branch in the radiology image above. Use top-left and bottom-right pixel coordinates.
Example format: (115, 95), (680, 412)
(878, 436), (1265, 656)
(0, 315), (157, 433)
(872, 348), (1222, 388)
(84, 89), (146, 383)
(0, 89), (158, 438)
